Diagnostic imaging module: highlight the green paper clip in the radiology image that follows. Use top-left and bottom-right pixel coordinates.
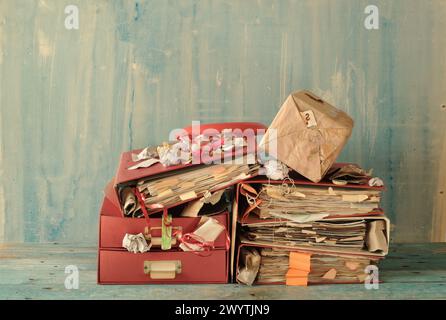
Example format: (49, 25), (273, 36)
(161, 214), (173, 250)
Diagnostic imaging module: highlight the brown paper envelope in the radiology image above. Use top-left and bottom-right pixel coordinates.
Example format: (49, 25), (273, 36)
(259, 90), (353, 182)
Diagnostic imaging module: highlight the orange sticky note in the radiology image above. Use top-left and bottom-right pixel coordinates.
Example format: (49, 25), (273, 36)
(286, 269), (309, 278)
(289, 252), (312, 272)
(286, 276), (308, 286)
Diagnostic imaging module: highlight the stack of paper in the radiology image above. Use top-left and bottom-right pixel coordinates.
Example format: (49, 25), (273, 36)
(236, 171), (390, 285)
(122, 163), (259, 217)
(253, 184), (382, 221)
(241, 217), (389, 255)
(243, 219), (367, 251)
(256, 247), (375, 284)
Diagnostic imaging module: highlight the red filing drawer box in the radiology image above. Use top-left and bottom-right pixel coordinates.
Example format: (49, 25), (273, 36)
(99, 249), (228, 284)
(98, 180), (230, 284)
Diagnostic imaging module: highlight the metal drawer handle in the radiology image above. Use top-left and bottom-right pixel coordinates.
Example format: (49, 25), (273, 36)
(144, 260), (182, 280)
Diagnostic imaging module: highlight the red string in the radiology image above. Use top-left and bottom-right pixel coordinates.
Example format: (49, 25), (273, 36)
(134, 188), (151, 226)
(173, 221), (231, 257)
(134, 188), (230, 256)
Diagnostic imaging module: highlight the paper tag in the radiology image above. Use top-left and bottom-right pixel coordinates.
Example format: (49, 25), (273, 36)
(179, 191), (197, 201)
(322, 268), (337, 280)
(301, 110), (317, 128)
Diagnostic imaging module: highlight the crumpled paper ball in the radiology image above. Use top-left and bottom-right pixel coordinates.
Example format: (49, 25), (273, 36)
(368, 177), (384, 187)
(262, 159), (290, 180)
(122, 233), (151, 253)
(157, 140), (191, 166)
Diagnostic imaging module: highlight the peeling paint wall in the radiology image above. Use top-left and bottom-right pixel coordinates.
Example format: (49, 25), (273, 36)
(0, 0), (445, 243)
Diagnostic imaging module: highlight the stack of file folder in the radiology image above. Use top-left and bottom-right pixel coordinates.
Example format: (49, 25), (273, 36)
(97, 89), (391, 287)
(234, 167), (390, 286)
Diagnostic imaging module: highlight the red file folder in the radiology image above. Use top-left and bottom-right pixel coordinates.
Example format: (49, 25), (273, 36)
(230, 164), (388, 280)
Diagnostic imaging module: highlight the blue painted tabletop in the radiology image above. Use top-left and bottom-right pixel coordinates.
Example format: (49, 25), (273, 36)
(1, 243), (445, 299)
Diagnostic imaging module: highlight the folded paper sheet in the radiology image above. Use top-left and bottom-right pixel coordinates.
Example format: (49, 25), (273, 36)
(121, 187), (141, 218)
(326, 164), (372, 185)
(180, 189), (226, 217)
(259, 90), (354, 182)
(236, 248), (261, 285)
(128, 158), (160, 170)
(131, 146), (158, 162)
(367, 220), (388, 252)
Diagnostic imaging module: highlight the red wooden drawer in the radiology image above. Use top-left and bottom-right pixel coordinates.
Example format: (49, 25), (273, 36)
(98, 249), (228, 284)
(99, 212), (229, 250)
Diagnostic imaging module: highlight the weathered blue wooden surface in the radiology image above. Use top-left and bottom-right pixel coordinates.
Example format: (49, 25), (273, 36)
(1, 243), (445, 299)
(0, 1), (445, 243)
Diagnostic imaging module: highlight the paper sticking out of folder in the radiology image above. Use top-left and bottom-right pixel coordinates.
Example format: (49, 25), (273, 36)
(179, 216), (226, 252)
(236, 248), (261, 285)
(121, 162), (259, 217)
(247, 247), (375, 285)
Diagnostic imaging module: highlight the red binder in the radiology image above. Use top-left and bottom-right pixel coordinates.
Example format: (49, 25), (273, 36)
(230, 164), (388, 281)
(113, 122), (267, 216)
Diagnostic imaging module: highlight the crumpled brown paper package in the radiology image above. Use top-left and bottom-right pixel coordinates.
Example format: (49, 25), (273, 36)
(259, 90), (354, 182)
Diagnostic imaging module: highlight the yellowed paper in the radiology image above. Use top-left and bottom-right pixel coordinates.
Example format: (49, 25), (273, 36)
(237, 248), (261, 285)
(367, 220), (388, 252)
(128, 158), (160, 170)
(345, 261), (360, 271)
(342, 194), (368, 202)
(322, 268), (337, 280)
(203, 189), (225, 205)
(179, 190), (197, 201)
(179, 217), (225, 252)
(180, 198), (205, 217)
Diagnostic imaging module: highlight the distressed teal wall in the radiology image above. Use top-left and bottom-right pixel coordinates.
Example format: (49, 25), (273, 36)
(0, 0), (445, 243)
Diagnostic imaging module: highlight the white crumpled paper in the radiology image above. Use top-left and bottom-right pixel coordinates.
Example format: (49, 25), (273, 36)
(122, 233), (152, 253)
(261, 159), (290, 180)
(131, 147), (158, 162)
(157, 140), (191, 167)
(368, 177), (384, 187)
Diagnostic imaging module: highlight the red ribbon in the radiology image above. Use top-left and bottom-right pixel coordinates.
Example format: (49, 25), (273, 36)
(134, 188), (230, 256)
(134, 188), (170, 227)
(173, 221), (231, 257)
